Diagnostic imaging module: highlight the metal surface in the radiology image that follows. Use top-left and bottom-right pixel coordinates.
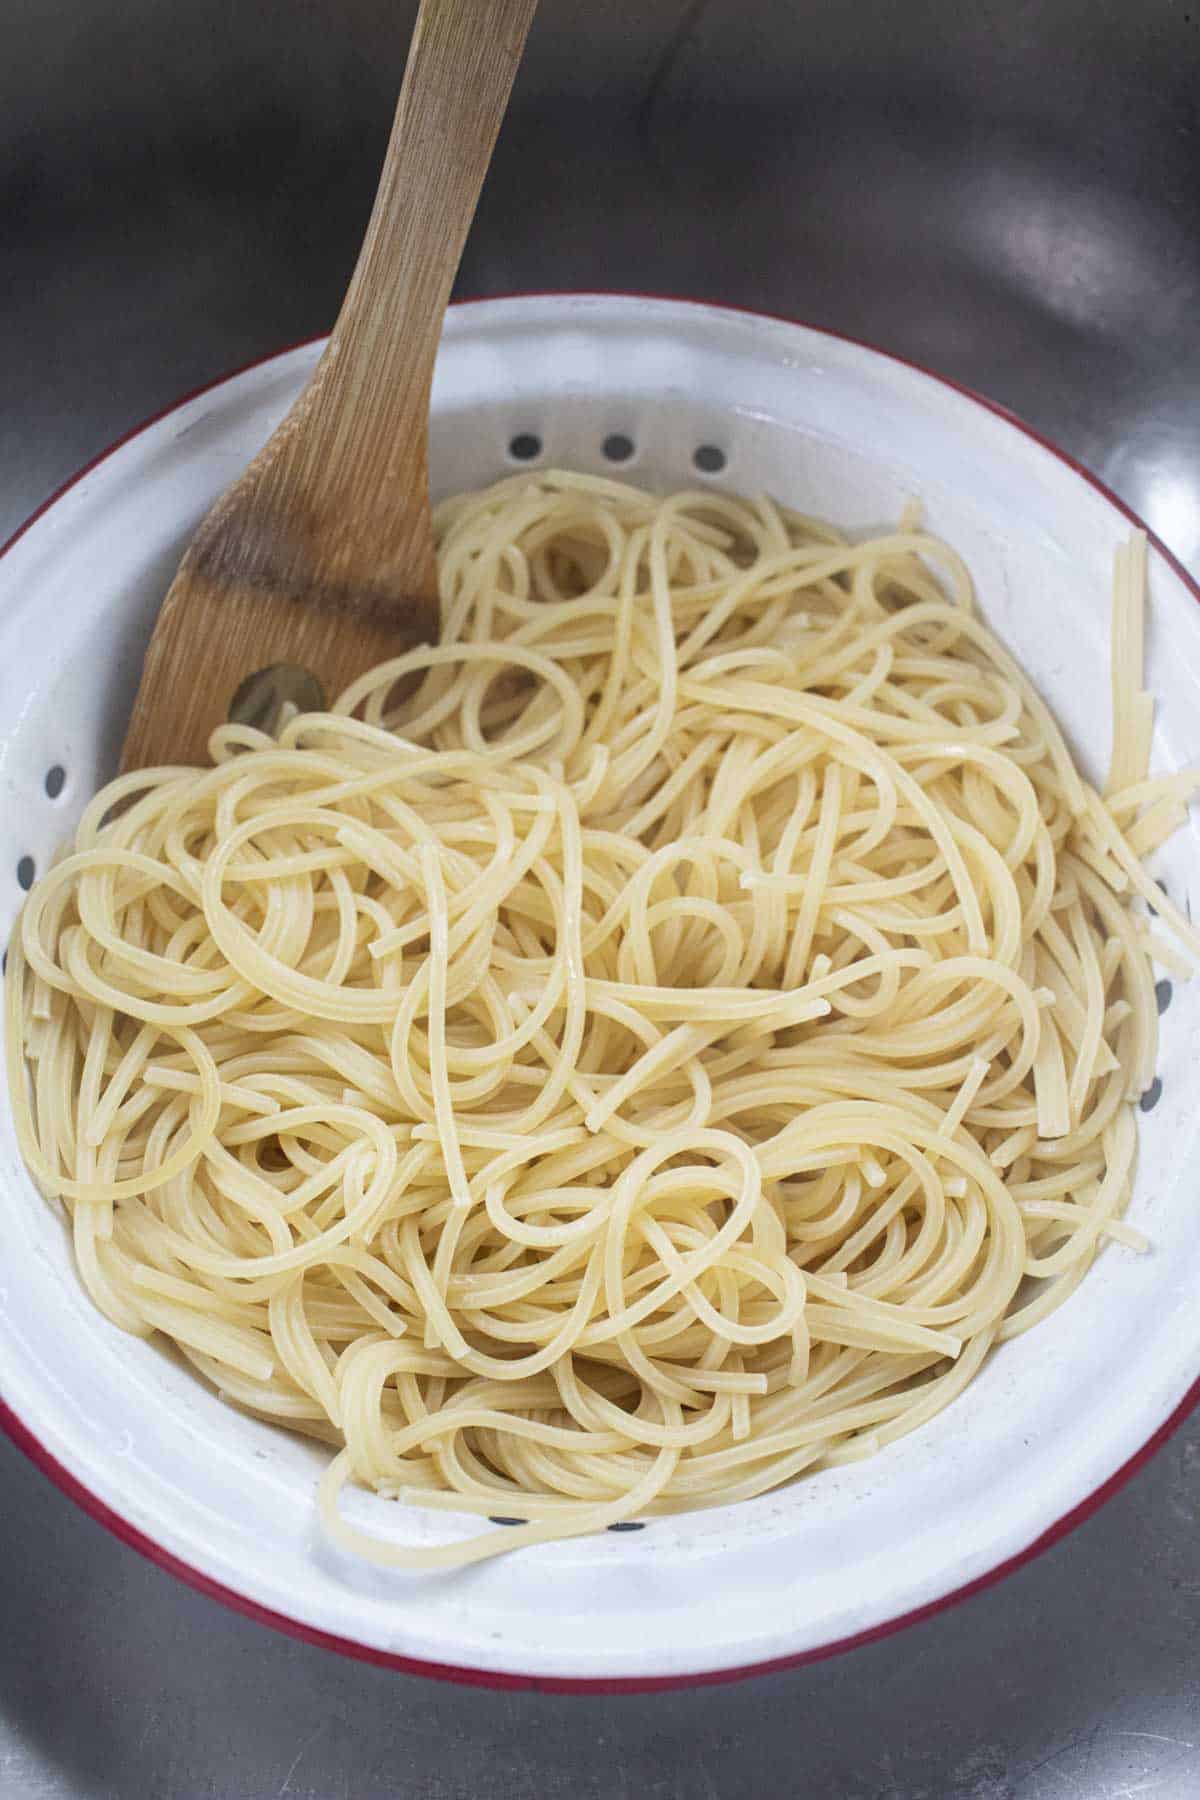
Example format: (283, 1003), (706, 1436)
(2, 1), (1200, 1792)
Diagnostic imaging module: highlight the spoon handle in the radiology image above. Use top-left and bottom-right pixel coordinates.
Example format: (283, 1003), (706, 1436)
(293, 0), (540, 553)
(120, 0), (536, 770)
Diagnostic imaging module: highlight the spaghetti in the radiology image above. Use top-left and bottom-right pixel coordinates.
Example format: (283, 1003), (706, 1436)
(6, 470), (1198, 1569)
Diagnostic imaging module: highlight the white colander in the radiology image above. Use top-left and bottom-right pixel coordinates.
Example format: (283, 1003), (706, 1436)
(2, 295), (1199, 1689)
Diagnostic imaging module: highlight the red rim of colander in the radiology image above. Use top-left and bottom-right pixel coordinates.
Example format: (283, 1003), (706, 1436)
(2, 292), (1198, 1695)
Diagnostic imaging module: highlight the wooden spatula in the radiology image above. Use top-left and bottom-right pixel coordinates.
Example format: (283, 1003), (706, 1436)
(120, 0), (538, 771)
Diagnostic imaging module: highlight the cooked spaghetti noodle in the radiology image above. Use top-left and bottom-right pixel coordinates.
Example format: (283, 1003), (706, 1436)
(6, 471), (1198, 1568)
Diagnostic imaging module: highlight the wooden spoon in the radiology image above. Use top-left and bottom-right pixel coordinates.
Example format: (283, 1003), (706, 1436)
(120, 0), (538, 771)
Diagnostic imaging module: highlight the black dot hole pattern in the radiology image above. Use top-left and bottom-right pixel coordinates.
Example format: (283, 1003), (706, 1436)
(487, 1516), (646, 1532)
(16, 856), (35, 891)
(503, 435), (728, 475)
(44, 765), (66, 799)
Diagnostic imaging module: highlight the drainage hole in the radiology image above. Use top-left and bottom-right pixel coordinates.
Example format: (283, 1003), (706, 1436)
(693, 443), (727, 474)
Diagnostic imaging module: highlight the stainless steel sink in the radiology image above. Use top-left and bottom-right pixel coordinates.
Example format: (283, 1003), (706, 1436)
(3, 4), (1200, 1796)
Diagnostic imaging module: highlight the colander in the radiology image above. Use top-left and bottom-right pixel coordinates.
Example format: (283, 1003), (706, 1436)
(2, 295), (1199, 1689)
